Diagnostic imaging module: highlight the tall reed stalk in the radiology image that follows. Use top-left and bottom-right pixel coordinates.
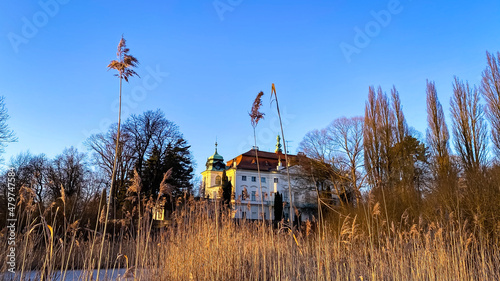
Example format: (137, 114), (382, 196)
(270, 83), (295, 263)
(97, 36), (139, 281)
(249, 91), (267, 280)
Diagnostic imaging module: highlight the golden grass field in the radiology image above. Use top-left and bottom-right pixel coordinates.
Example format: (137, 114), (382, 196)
(2, 198), (499, 281)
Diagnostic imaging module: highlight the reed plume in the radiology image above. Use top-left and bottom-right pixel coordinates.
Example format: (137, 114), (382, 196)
(249, 91), (265, 128)
(159, 168), (173, 198)
(127, 169), (142, 195)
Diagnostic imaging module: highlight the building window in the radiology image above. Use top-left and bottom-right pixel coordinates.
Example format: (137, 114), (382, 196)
(241, 211), (246, 219)
(251, 176), (256, 182)
(251, 191), (256, 201)
(261, 177), (266, 183)
(242, 175), (247, 181)
(242, 190), (247, 200)
(274, 178), (278, 183)
(252, 211), (257, 219)
(284, 193), (289, 202)
(215, 175), (221, 185)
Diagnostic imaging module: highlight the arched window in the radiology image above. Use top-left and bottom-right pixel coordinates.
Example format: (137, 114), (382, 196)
(215, 175), (221, 185)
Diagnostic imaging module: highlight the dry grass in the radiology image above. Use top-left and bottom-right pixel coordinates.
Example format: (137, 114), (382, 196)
(2, 196), (500, 281)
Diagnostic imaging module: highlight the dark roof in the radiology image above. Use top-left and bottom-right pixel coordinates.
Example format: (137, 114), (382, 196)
(226, 149), (297, 171)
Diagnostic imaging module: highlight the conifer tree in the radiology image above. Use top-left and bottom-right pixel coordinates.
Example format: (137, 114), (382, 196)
(221, 170), (232, 208)
(274, 192), (283, 223)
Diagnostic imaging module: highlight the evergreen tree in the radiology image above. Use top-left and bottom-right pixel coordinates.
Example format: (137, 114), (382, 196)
(139, 139), (194, 197)
(274, 192), (283, 223)
(162, 138), (194, 198)
(141, 146), (163, 197)
(221, 169), (232, 208)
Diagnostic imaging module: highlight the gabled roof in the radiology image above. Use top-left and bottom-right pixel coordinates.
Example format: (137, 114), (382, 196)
(226, 149), (297, 172)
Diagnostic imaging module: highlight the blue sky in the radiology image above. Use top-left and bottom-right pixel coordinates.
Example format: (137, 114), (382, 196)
(1, 0), (499, 179)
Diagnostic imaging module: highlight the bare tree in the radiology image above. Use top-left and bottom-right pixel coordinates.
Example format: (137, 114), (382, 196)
(364, 86), (382, 189)
(363, 85), (428, 221)
(327, 116), (365, 203)
(0, 96), (17, 159)
(391, 87), (409, 184)
(298, 127), (341, 206)
(481, 51), (500, 159)
(123, 109), (181, 174)
(86, 124), (135, 189)
(391, 86), (408, 145)
(426, 80), (451, 177)
(377, 88), (394, 186)
(47, 147), (88, 200)
(450, 77), (488, 173)
(425, 80), (457, 212)
(298, 116), (365, 206)
(298, 128), (332, 163)
(364, 86), (396, 188)
(451, 76), (500, 231)
(6, 151), (48, 205)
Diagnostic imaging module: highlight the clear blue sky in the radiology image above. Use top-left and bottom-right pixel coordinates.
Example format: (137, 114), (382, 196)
(1, 0), (499, 179)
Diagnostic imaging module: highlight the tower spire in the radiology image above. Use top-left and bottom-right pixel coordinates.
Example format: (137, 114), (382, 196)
(206, 139), (224, 171)
(275, 134), (283, 153)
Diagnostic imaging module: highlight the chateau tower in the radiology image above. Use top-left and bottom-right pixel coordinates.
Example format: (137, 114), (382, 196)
(201, 142), (226, 199)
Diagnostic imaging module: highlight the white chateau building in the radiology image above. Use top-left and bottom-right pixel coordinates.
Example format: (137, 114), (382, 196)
(201, 136), (319, 224)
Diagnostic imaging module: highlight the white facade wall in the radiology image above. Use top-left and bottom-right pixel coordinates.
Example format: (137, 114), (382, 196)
(202, 162), (321, 222)
(229, 166), (317, 222)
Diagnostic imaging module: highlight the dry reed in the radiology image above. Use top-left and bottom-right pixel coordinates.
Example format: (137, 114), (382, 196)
(2, 197), (499, 281)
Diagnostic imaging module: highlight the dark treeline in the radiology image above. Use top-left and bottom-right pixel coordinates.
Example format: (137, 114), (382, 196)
(298, 51), (500, 238)
(0, 109), (194, 235)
